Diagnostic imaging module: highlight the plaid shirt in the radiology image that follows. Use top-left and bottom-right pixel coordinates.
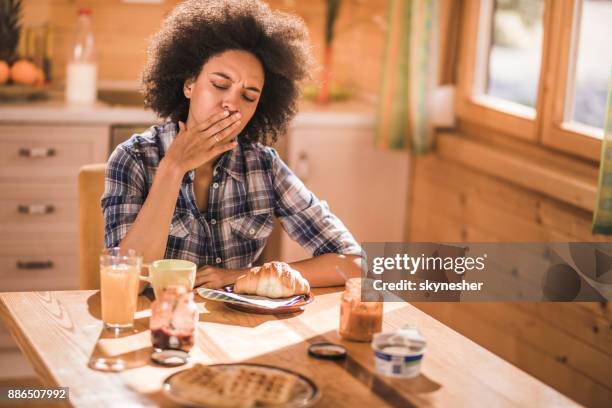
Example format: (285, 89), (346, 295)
(102, 122), (361, 269)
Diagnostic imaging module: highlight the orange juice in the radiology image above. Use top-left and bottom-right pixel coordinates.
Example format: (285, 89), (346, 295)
(100, 264), (139, 328)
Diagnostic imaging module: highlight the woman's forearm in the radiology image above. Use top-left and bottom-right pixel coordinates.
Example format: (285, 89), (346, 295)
(289, 253), (362, 287)
(197, 254), (361, 289)
(118, 158), (184, 263)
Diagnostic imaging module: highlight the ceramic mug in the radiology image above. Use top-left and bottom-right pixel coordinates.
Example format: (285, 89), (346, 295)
(140, 259), (197, 299)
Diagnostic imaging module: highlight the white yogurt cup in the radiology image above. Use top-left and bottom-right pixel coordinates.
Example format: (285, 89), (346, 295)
(371, 326), (426, 378)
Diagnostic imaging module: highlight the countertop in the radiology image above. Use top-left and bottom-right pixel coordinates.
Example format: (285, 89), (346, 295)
(0, 99), (159, 125)
(0, 93), (376, 127)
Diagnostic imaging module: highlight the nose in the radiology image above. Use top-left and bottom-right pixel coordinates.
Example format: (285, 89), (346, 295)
(221, 91), (240, 115)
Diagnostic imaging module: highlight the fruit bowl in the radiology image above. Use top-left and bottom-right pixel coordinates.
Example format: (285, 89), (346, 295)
(0, 84), (49, 102)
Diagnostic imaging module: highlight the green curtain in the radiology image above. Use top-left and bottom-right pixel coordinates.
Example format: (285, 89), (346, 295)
(375, 0), (438, 153)
(592, 69), (612, 234)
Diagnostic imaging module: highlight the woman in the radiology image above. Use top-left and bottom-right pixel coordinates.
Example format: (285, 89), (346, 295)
(102, 0), (362, 289)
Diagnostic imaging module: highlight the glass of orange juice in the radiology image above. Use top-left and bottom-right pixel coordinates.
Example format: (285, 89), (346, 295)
(99, 248), (141, 332)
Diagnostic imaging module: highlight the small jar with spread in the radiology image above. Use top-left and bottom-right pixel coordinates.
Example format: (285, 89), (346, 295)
(150, 285), (198, 352)
(372, 325), (426, 378)
(339, 278), (383, 342)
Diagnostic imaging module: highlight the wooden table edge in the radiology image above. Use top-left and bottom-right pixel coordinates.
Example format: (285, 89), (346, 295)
(0, 292), (64, 388)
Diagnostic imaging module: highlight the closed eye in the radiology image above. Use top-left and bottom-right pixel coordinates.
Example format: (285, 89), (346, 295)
(212, 83), (256, 103)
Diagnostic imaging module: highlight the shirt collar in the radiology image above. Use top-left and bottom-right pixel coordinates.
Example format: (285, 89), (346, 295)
(159, 121), (245, 183)
(217, 143), (245, 182)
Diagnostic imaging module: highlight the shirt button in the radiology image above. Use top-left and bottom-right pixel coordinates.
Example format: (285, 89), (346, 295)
(211, 219), (217, 225)
(249, 228), (256, 235)
(216, 257), (222, 264)
(213, 182), (219, 189)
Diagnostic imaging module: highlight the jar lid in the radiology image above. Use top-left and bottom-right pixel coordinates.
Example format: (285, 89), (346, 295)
(151, 349), (189, 366)
(308, 343), (347, 360)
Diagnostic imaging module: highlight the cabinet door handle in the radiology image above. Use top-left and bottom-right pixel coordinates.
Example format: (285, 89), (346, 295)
(17, 204), (55, 214)
(18, 147), (56, 158)
(17, 260), (54, 270)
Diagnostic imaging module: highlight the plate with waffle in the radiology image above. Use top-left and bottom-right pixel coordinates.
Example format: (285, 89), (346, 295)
(163, 363), (321, 408)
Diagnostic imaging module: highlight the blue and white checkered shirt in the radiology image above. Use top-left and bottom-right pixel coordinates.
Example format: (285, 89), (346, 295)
(102, 122), (361, 269)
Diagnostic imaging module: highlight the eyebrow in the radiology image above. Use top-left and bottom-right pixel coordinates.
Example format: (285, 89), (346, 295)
(210, 72), (261, 93)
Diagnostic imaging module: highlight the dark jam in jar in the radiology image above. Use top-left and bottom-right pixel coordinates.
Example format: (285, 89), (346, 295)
(151, 329), (194, 352)
(150, 285), (198, 352)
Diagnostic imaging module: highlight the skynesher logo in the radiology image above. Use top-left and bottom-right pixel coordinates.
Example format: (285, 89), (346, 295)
(371, 253), (487, 275)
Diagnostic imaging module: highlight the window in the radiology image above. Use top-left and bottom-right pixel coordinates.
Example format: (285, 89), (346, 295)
(480, 0), (544, 110)
(457, 0), (612, 161)
(565, 0), (612, 130)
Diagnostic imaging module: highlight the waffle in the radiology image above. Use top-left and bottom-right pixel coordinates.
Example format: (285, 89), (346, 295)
(224, 366), (297, 405)
(170, 364), (254, 408)
(169, 364), (296, 407)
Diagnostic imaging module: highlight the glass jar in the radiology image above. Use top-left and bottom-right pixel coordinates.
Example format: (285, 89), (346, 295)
(150, 285), (198, 352)
(339, 278), (383, 342)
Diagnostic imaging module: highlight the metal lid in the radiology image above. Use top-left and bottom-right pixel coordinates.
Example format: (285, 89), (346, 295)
(151, 350), (189, 367)
(308, 343), (347, 360)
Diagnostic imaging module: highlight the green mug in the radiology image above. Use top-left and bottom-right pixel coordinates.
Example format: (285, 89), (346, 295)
(140, 259), (197, 299)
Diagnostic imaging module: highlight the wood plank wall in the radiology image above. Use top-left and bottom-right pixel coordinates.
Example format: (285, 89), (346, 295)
(408, 152), (612, 407)
(21, 0), (388, 97)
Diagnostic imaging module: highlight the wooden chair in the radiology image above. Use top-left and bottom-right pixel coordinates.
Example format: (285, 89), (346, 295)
(78, 163), (106, 290)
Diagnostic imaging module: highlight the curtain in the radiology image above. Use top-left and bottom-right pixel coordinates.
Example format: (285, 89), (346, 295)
(375, 0), (439, 153)
(592, 70), (612, 234)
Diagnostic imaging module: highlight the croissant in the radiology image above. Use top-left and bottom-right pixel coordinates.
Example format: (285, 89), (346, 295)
(234, 262), (310, 298)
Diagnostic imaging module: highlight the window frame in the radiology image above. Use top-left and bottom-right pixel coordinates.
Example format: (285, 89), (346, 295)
(540, 0), (603, 161)
(456, 0), (604, 162)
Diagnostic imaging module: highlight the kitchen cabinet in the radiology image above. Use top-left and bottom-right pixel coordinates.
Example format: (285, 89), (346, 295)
(0, 123), (108, 379)
(278, 115), (410, 262)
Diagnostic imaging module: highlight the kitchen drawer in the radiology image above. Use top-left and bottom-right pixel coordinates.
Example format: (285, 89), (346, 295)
(0, 230), (77, 248)
(0, 198), (78, 234)
(0, 184), (80, 237)
(0, 253), (79, 292)
(0, 182), (77, 198)
(0, 185), (78, 232)
(0, 124), (109, 182)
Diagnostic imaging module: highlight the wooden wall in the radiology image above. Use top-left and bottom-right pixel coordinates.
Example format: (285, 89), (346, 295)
(408, 149), (612, 407)
(21, 0), (388, 97)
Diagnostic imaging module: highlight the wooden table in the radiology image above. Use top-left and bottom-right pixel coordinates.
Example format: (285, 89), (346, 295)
(0, 287), (577, 407)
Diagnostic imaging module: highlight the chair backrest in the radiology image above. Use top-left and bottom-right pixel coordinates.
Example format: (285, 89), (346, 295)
(78, 163), (106, 290)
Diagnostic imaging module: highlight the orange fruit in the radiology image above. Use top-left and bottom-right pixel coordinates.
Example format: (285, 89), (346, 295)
(10, 59), (39, 85)
(0, 60), (9, 84)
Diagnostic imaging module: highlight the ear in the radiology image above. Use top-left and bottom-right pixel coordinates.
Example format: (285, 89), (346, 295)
(183, 79), (194, 99)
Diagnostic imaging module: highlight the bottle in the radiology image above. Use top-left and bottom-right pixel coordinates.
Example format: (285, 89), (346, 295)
(65, 8), (97, 105)
(339, 278), (383, 342)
